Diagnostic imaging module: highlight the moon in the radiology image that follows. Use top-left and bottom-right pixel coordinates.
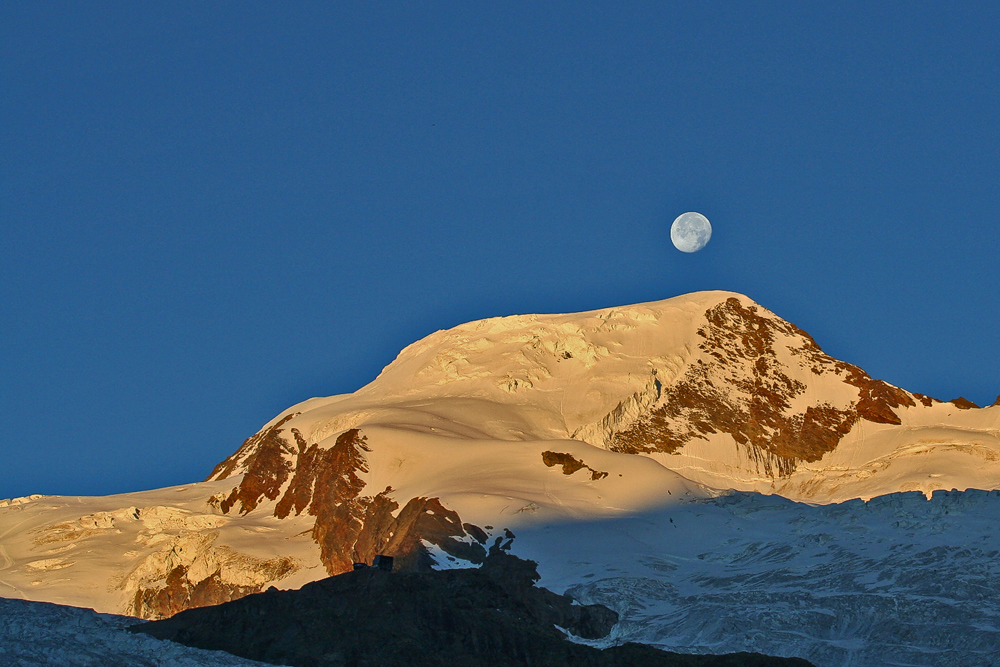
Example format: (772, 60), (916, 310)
(670, 212), (712, 253)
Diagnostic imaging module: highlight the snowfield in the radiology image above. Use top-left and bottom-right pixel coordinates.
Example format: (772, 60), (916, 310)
(517, 488), (1000, 667)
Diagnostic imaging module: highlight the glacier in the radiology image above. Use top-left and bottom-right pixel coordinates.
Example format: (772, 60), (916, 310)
(518, 488), (1000, 667)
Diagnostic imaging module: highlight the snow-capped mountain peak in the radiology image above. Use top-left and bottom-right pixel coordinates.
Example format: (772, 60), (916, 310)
(4, 291), (1000, 667)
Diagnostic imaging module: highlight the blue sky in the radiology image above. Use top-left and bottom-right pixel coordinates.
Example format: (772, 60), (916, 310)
(2, 2), (998, 499)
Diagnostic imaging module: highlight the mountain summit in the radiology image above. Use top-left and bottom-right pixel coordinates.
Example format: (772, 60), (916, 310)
(214, 290), (1000, 504)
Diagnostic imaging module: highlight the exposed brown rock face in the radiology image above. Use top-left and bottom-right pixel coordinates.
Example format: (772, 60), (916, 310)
(541, 451), (609, 480)
(912, 392), (941, 407)
(950, 397), (980, 410)
(130, 559), (296, 620)
(993, 394), (1000, 407)
(210, 413), (298, 514)
(294, 430), (487, 574)
(328, 492), (488, 574)
(116, 524), (300, 620)
(275, 427), (369, 521)
(609, 298), (918, 476)
(214, 427), (487, 576)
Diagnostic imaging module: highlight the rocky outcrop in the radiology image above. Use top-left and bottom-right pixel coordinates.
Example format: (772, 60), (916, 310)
(211, 428), (488, 576)
(912, 392), (940, 407)
(111, 510), (299, 620)
(542, 451), (609, 480)
(126, 550), (296, 620)
(606, 298), (920, 476)
(133, 547), (814, 667)
(210, 413), (299, 514)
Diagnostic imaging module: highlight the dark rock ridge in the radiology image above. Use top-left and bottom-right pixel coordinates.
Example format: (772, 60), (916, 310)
(133, 548), (814, 667)
(609, 298), (929, 475)
(209, 428), (487, 575)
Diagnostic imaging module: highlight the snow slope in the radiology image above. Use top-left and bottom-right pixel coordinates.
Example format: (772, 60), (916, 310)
(0, 434), (705, 616)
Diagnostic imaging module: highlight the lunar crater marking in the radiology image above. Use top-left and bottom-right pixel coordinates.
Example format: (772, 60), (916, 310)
(671, 212), (712, 252)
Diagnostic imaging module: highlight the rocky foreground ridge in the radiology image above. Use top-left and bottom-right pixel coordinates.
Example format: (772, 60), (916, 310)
(133, 547), (813, 667)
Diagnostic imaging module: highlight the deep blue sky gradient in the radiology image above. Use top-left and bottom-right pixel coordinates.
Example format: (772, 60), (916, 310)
(2, 2), (998, 498)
